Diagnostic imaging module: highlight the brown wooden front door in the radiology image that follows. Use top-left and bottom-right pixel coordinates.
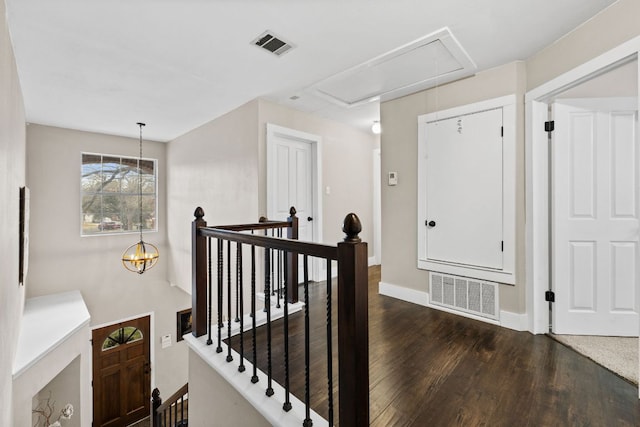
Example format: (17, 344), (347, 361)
(93, 315), (151, 427)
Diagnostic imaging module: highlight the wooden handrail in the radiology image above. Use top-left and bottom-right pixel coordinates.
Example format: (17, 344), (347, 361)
(152, 384), (188, 427)
(156, 383), (188, 413)
(191, 207), (370, 427)
(198, 227), (337, 259)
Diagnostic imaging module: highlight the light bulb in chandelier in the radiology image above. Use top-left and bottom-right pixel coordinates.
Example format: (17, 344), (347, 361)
(122, 122), (159, 274)
(122, 240), (159, 274)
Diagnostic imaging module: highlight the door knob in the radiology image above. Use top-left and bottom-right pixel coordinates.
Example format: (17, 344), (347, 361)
(307, 216), (313, 221)
(427, 220), (436, 227)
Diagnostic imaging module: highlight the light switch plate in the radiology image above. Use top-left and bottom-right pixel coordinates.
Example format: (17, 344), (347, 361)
(388, 171), (398, 186)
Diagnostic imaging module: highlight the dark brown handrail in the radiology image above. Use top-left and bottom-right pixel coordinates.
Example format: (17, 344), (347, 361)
(152, 384), (188, 427)
(191, 207), (370, 427)
(199, 227), (337, 259)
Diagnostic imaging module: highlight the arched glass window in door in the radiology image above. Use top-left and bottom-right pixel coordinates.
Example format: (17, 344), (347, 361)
(102, 326), (143, 351)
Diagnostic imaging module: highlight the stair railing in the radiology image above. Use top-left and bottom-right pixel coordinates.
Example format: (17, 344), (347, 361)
(191, 206), (369, 427)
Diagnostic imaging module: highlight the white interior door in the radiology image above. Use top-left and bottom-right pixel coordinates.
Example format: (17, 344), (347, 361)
(552, 98), (639, 336)
(272, 137), (314, 242)
(425, 108), (504, 270)
(267, 124), (320, 281)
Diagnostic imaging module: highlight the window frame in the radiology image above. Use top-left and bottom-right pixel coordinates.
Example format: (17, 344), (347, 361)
(80, 151), (158, 237)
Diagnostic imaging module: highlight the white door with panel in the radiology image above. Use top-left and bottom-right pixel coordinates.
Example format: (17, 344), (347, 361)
(425, 108), (504, 270)
(266, 124), (319, 280)
(552, 99), (639, 336)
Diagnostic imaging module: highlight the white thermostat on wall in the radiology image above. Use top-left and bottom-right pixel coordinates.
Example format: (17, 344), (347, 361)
(388, 171), (398, 186)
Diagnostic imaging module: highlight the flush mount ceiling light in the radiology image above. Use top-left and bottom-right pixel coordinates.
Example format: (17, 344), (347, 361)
(312, 27), (476, 107)
(371, 121), (381, 135)
(122, 122), (159, 274)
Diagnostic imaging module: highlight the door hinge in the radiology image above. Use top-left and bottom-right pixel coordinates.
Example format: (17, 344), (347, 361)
(501, 241), (504, 252)
(545, 290), (555, 302)
(500, 126), (504, 137)
(544, 121), (555, 132)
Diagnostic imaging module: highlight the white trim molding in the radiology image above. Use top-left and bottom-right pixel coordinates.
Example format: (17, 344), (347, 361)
(525, 35), (640, 335)
(417, 94), (517, 285)
(379, 281), (527, 331)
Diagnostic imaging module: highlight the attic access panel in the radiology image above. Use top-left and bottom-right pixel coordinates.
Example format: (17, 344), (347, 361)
(313, 27), (476, 107)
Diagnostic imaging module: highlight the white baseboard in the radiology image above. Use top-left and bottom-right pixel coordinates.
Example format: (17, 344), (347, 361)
(368, 256), (379, 266)
(378, 281), (529, 331)
(378, 281), (429, 307)
(499, 310), (528, 331)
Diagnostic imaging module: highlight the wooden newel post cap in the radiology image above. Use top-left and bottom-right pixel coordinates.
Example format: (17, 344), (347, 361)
(194, 207), (205, 219)
(289, 206), (297, 216)
(342, 213), (362, 242)
(259, 216), (268, 222)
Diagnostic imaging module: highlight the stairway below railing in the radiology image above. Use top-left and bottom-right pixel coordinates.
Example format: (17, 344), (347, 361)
(152, 383), (188, 427)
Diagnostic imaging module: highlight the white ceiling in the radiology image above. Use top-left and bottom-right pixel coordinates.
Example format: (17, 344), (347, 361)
(6, 0), (618, 142)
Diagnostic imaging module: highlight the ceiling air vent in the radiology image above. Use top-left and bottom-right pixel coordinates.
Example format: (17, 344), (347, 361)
(252, 31), (294, 57)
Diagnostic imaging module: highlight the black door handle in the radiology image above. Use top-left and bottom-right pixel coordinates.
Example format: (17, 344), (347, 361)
(307, 217), (313, 221)
(427, 220), (436, 227)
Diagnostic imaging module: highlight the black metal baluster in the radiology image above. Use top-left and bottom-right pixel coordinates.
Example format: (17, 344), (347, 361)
(277, 228), (282, 308)
(265, 245), (274, 397)
(206, 238), (213, 345)
(238, 241), (245, 372)
(271, 230), (282, 308)
(173, 401), (177, 427)
(303, 255), (312, 427)
(251, 243), (259, 384)
(326, 260), (334, 427)
(163, 408), (167, 427)
(271, 229), (276, 298)
(216, 239), (223, 353)
(227, 240), (233, 362)
(264, 229), (268, 313)
(180, 395), (184, 424)
(283, 252), (291, 411)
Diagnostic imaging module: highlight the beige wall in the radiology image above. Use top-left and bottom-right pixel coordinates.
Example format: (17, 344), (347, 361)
(14, 328), (91, 427)
(258, 99), (378, 253)
(526, 0), (640, 90)
(188, 350), (270, 427)
(26, 125), (190, 395)
(167, 98), (378, 295)
(0, 0), (26, 423)
(380, 61), (527, 313)
(167, 99), (260, 292)
(33, 356), (81, 427)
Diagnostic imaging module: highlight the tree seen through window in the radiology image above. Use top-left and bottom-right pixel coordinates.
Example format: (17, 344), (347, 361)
(81, 153), (157, 235)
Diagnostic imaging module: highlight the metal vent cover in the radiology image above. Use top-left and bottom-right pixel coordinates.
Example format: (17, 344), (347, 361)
(429, 272), (499, 320)
(252, 31), (295, 57)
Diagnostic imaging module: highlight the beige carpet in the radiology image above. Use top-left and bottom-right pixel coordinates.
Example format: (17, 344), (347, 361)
(551, 334), (638, 384)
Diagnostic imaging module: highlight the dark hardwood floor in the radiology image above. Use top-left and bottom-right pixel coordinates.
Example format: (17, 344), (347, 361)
(228, 265), (640, 426)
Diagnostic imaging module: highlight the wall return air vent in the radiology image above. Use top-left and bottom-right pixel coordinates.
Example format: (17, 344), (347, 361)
(429, 272), (499, 321)
(312, 27), (476, 107)
(252, 31), (295, 56)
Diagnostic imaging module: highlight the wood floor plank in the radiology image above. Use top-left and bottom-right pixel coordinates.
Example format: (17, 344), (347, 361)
(228, 265), (640, 426)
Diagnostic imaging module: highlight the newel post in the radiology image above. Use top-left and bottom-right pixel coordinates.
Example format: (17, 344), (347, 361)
(337, 213), (369, 427)
(287, 206), (299, 303)
(192, 207), (208, 338)
(151, 388), (161, 427)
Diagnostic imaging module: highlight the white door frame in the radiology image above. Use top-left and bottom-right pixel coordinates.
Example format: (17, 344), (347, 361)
(266, 123), (323, 281)
(525, 36), (640, 335)
(373, 148), (381, 265)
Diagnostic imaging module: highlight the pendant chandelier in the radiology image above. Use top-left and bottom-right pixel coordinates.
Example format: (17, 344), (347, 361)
(122, 122), (159, 274)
